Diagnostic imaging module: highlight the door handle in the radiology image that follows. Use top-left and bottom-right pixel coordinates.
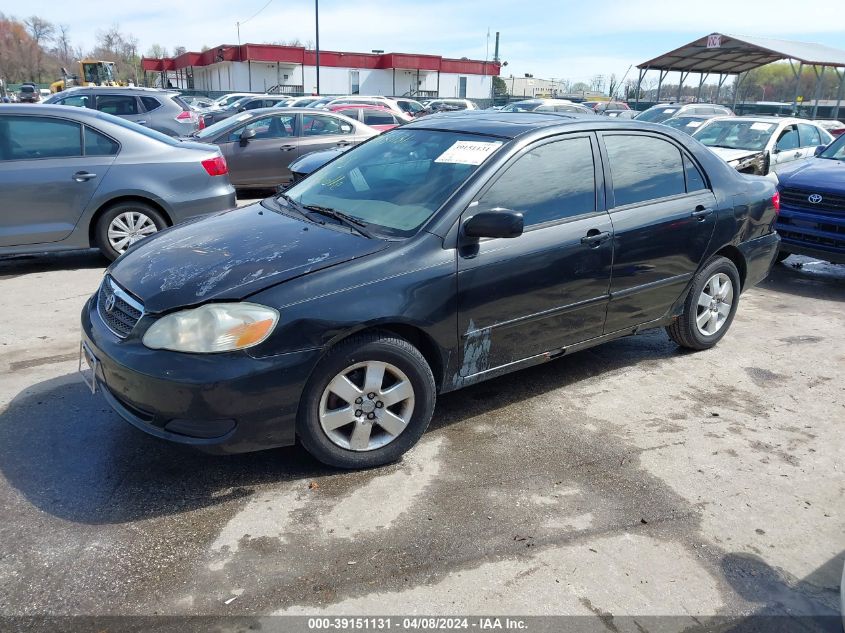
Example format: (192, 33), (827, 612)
(280, 145), (296, 151)
(136, 120), (147, 126)
(580, 229), (611, 247)
(691, 205), (713, 221)
(72, 171), (97, 182)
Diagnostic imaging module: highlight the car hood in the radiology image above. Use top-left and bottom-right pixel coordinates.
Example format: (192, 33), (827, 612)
(707, 147), (762, 163)
(777, 158), (845, 190)
(108, 203), (389, 314)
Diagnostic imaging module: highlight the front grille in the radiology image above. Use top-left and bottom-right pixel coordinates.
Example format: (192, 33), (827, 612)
(97, 276), (144, 338)
(780, 187), (845, 214)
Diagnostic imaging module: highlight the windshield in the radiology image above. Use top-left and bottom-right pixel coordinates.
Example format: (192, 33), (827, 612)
(215, 94), (246, 107)
(223, 96), (252, 111)
(818, 134), (845, 161)
(663, 116), (707, 132)
(279, 129), (506, 237)
(195, 112), (254, 139)
(692, 119), (775, 151)
(636, 107), (679, 123)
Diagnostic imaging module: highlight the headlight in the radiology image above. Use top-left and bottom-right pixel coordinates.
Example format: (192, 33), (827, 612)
(142, 303), (279, 353)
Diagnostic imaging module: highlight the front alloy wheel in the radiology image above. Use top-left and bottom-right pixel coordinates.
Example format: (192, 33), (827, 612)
(319, 361), (415, 451)
(298, 332), (436, 469)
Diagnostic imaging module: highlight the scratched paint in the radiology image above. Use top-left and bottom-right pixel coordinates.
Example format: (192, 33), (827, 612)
(457, 319), (491, 380)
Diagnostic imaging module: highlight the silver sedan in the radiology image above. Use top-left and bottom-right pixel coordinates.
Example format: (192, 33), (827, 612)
(0, 104), (236, 260)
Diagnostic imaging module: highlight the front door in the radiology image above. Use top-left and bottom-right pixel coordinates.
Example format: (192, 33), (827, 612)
(217, 113), (299, 187)
(598, 132), (717, 333)
(770, 124), (802, 173)
(457, 134), (613, 376)
(0, 114), (113, 247)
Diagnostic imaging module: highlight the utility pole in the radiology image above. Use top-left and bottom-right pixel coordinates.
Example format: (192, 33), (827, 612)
(315, 0), (321, 94)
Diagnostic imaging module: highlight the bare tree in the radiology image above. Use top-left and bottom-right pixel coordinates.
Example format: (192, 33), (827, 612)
(53, 23), (72, 67)
(173, 46), (186, 56)
(24, 15), (54, 81)
(146, 44), (168, 59)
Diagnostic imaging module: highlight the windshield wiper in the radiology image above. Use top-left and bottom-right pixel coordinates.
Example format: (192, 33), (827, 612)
(302, 205), (374, 238)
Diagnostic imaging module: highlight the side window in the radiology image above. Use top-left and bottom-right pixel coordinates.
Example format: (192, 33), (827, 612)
(338, 108), (362, 121)
(604, 134), (686, 207)
(477, 136), (596, 227)
(0, 116), (82, 160)
(683, 155), (706, 192)
(776, 126), (799, 151)
(302, 114), (354, 136)
(84, 127), (120, 156)
(363, 111), (396, 126)
(228, 115), (296, 142)
(58, 95), (91, 108)
(244, 100), (263, 110)
(96, 95), (139, 116)
(798, 123), (821, 147)
(140, 96), (162, 112)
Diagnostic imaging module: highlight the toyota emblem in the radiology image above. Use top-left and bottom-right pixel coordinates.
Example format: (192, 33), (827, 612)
(104, 294), (117, 313)
(808, 194), (823, 204)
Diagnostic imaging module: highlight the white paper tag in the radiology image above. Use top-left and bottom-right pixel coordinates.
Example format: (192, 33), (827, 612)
(687, 120), (703, 128)
(348, 167), (370, 192)
(435, 140), (502, 165)
(663, 109), (676, 114)
(750, 122), (774, 131)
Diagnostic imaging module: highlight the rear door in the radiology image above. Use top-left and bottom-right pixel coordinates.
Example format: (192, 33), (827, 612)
(457, 133), (613, 373)
(0, 114), (116, 246)
(797, 123), (825, 157)
(216, 112), (298, 187)
(298, 113), (359, 156)
(598, 132), (717, 333)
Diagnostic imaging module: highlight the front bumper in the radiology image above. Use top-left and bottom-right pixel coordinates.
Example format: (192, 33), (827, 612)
(776, 207), (845, 264)
(81, 296), (322, 453)
(738, 232), (780, 288)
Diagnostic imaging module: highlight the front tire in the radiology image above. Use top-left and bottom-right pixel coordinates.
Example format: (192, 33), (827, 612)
(666, 256), (741, 350)
(297, 332), (436, 469)
(95, 202), (167, 261)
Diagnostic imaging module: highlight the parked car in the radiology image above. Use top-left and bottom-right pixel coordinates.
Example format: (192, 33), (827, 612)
(661, 114), (718, 135)
(393, 97), (426, 117)
(636, 103), (734, 124)
(18, 84), (40, 103)
(325, 96), (405, 114)
(79, 111), (779, 469)
(327, 104), (412, 131)
(0, 105), (235, 260)
(815, 119), (845, 137)
(182, 95), (215, 110)
(582, 100), (630, 112)
(501, 99), (593, 115)
(45, 86), (203, 136)
(190, 108), (377, 189)
(603, 109), (636, 119)
(201, 95), (291, 126)
(208, 93), (256, 109)
(774, 132), (845, 264)
(424, 98), (478, 112)
(692, 116), (833, 176)
(275, 96), (321, 108)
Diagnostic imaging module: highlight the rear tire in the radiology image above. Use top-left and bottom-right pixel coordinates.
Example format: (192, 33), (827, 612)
(95, 201), (167, 261)
(297, 332), (436, 469)
(666, 256), (741, 351)
(776, 250), (791, 263)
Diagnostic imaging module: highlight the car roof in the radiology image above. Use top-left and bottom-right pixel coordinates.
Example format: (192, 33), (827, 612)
(328, 103), (395, 111)
(402, 110), (604, 138)
(60, 86), (177, 94)
(712, 115), (808, 124)
(1, 103), (116, 119)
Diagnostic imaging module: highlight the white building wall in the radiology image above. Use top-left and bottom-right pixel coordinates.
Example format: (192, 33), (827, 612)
(186, 61), (493, 99)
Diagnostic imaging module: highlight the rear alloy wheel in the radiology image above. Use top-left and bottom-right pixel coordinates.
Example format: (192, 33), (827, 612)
(95, 202), (167, 261)
(666, 256), (741, 350)
(298, 332), (436, 469)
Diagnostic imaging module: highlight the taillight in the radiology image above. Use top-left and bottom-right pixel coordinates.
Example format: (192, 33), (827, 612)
(197, 115), (205, 130)
(772, 191), (780, 214)
(201, 155), (228, 177)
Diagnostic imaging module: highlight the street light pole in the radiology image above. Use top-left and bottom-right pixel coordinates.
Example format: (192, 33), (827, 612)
(315, 0), (321, 95)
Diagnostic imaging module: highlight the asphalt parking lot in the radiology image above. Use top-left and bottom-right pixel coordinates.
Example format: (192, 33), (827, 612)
(0, 244), (842, 627)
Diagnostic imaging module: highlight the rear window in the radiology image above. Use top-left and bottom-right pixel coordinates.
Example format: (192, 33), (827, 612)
(603, 134), (687, 206)
(170, 95), (191, 111)
(636, 107), (679, 123)
(20, 85), (35, 93)
(84, 127), (120, 156)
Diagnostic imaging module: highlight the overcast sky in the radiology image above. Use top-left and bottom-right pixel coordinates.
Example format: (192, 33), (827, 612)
(6, 0), (843, 85)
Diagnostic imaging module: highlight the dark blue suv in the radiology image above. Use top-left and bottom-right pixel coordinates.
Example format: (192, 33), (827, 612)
(776, 134), (845, 264)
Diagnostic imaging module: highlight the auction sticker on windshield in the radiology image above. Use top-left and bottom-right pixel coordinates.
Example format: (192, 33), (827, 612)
(435, 140), (503, 165)
(750, 122), (774, 131)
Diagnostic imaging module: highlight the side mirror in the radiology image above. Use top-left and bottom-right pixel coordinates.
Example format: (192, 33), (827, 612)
(814, 144), (827, 156)
(772, 147), (781, 154)
(240, 128), (257, 145)
(464, 209), (524, 239)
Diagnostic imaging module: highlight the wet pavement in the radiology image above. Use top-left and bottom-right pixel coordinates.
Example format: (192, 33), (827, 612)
(0, 251), (842, 627)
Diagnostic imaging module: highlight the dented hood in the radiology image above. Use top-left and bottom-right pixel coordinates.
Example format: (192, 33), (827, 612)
(707, 147), (762, 164)
(108, 203), (388, 314)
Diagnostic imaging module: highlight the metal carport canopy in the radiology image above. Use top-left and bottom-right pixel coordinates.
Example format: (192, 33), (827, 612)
(637, 33), (845, 74)
(633, 33), (845, 118)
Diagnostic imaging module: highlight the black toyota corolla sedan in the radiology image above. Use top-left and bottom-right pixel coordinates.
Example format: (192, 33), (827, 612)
(81, 111), (780, 469)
